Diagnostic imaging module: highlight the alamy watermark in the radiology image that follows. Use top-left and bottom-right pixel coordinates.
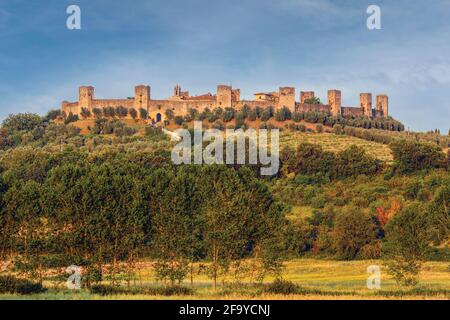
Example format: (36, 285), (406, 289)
(367, 5), (381, 30)
(171, 121), (280, 176)
(66, 265), (81, 290)
(367, 265), (381, 289)
(66, 5), (81, 30)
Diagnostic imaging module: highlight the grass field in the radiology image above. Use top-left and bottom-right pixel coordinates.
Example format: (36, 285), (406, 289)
(0, 259), (448, 300)
(279, 131), (393, 163)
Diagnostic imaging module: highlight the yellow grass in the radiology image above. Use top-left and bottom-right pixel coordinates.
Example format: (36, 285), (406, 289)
(280, 131), (393, 163)
(1, 259), (448, 300)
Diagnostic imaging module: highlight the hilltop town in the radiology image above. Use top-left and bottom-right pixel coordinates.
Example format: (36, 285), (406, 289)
(61, 85), (389, 125)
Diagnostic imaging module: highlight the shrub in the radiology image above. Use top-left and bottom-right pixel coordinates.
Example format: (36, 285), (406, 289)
(80, 107), (91, 118)
(92, 108), (103, 118)
(298, 124), (306, 132)
(143, 286), (194, 296)
(0, 275), (46, 295)
(2, 113), (43, 132)
(274, 107), (292, 122)
(174, 116), (184, 126)
(139, 108), (148, 120)
(390, 139), (445, 173)
(65, 112), (79, 124)
(264, 279), (300, 295)
(247, 109), (257, 121)
(316, 124), (323, 133)
(292, 112), (303, 122)
(356, 241), (382, 259)
(235, 113), (245, 129)
(90, 284), (119, 296)
(332, 124), (343, 135)
(222, 108), (235, 122)
(165, 109), (175, 120)
(212, 121), (225, 130)
(129, 108), (138, 119)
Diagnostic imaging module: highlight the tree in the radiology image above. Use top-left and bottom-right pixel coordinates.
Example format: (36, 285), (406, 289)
(129, 108), (138, 120)
(333, 145), (380, 178)
(80, 108), (91, 119)
(92, 108), (103, 118)
(222, 108), (234, 122)
(274, 107), (292, 122)
(139, 108), (148, 120)
(43, 109), (61, 122)
(332, 206), (377, 260)
(2, 113), (42, 132)
(427, 185), (450, 245)
(304, 97), (321, 104)
(104, 107), (116, 118)
(383, 203), (430, 286)
(390, 139), (445, 173)
(64, 112), (79, 124)
(115, 106), (128, 118)
(165, 109), (175, 121)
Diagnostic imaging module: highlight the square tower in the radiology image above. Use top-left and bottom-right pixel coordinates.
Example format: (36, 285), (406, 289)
(328, 90), (342, 116)
(376, 95), (389, 118)
(360, 93), (373, 118)
(278, 87), (295, 111)
(217, 85), (232, 108)
(79, 86), (94, 111)
(134, 85), (151, 111)
(300, 91), (315, 103)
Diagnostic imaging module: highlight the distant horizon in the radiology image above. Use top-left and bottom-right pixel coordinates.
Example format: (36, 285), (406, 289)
(1, 0), (449, 133)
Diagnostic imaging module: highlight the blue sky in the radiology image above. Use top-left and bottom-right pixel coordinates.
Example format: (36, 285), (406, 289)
(0, 0), (449, 132)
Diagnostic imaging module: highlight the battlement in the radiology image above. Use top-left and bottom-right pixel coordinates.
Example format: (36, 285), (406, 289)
(61, 84), (389, 124)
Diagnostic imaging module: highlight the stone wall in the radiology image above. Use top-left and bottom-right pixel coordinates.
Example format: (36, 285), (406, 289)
(298, 103), (330, 113)
(61, 85), (389, 123)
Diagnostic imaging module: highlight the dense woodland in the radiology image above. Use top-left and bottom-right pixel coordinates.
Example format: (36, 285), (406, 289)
(0, 111), (448, 294)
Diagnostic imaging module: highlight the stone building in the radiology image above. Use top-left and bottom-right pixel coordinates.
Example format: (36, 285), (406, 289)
(61, 84), (389, 124)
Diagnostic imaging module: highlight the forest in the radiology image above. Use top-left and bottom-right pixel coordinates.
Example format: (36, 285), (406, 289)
(0, 111), (448, 298)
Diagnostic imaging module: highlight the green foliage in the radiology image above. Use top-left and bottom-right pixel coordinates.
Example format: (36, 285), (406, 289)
(260, 107), (273, 122)
(222, 107), (235, 122)
(315, 124), (323, 133)
(43, 109), (61, 122)
(80, 108), (91, 118)
(165, 109), (175, 120)
(332, 124), (343, 135)
(2, 113), (43, 132)
(332, 206), (377, 260)
(292, 112), (303, 122)
(129, 108), (138, 119)
(90, 284), (118, 296)
(103, 107), (116, 118)
(390, 139), (445, 173)
(264, 279), (300, 295)
(274, 107), (292, 122)
(174, 116), (184, 125)
(0, 275), (46, 295)
(115, 106), (129, 118)
(383, 203), (430, 286)
(304, 97), (321, 104)
(139, 108), (148, 119)
(92, 108), (103, 118)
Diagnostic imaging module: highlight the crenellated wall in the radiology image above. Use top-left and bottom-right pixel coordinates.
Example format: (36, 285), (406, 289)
(61, 84), (389, 123)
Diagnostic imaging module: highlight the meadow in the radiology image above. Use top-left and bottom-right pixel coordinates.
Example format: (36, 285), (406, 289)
(0, 259), (448, 300)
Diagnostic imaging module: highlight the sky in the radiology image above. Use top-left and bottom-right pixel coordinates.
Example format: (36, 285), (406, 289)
(0, 0), (449, 132)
